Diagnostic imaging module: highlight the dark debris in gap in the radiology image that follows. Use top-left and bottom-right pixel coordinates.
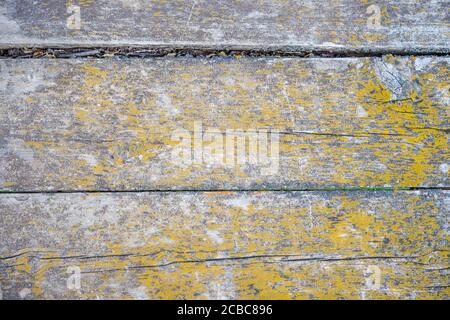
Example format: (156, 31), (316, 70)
(2, 47), (448, 59)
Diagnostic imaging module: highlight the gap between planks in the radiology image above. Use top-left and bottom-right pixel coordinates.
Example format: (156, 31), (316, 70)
(1, 47), (450, 59)
(1, 187), (449, 195)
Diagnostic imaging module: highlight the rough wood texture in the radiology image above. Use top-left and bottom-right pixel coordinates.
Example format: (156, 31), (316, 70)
(0, 0), (448, 303)
(0, 56), (448, 191)
(0, 0), (448, 52)
(0, 190), (448, 299)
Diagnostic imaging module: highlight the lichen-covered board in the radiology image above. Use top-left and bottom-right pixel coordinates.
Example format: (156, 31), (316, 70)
(0, 56), (448, 191)
(0, 190), (448, 299)
(0, 0), (448, 52)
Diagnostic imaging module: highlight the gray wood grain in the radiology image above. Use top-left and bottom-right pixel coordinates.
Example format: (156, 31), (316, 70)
(0, 0), (448, 52)
(0, 56), (448, 191)
(0, 190), (448, 299)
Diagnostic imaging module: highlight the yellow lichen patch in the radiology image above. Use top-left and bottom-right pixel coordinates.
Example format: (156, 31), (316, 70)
(354, 57), (449, 187)
(2, 181), (16, 188)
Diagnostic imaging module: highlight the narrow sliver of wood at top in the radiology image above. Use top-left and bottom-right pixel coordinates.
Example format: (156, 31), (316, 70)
(0, 0), (448, 53)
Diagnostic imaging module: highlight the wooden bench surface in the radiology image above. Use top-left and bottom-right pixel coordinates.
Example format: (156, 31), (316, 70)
(0, 1), (448, 300)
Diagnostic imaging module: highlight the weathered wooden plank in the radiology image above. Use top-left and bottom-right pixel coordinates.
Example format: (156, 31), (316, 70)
(0, 56), (448, 191)
(0, 190), (448, 299)
(0, 0), (448, 52)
